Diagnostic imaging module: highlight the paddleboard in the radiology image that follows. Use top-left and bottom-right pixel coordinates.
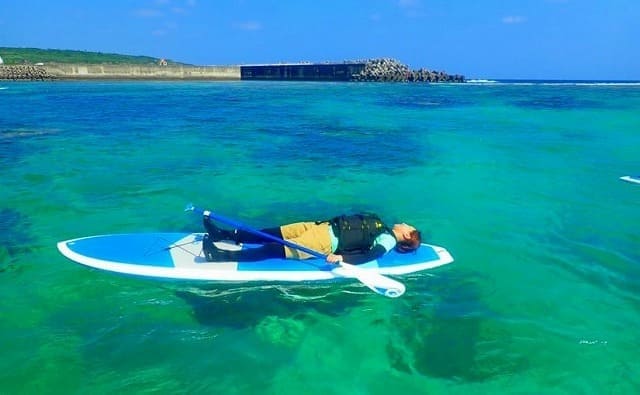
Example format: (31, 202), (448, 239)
(620, 176), (640, 185)
(57, 233), (453, 282)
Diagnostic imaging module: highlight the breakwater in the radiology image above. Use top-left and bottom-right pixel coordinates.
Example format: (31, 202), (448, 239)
(351, 58), (465, 82)
(240, 58), (464, 82)
(0, 59), (464, 82)
(0, 65), (55, 80)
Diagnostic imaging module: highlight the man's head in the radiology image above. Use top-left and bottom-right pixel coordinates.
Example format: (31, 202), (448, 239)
(392, 223), (421, 253)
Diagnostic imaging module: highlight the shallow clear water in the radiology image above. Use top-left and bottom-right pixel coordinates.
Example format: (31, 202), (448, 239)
(1, 80), (639, 394)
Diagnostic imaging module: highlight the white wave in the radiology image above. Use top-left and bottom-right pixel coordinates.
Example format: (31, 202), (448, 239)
(487, 81), (640, 86)
(466, 79), (497, 83)
(538, 82), (640, 86)
(463, 79), (640, 86)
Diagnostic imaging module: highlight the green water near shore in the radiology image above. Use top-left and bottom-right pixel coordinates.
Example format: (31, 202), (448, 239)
(1, 81), (639, 394)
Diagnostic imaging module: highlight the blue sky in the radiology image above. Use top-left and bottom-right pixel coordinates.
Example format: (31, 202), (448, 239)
(1, 0), (638, 80)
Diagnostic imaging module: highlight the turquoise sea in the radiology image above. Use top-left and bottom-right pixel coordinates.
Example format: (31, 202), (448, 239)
(1, 80), (640, 394)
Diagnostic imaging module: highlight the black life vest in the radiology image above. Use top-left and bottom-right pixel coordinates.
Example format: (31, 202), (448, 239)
(330, 214), (391, 254)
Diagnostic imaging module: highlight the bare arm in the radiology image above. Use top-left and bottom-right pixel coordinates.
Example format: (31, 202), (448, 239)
(326, 245), (388, 265)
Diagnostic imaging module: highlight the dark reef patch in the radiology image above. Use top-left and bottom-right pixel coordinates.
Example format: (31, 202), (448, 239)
(175, 283), (363, 330)
(387, 275), (529, 381)
(0, 209), (32, 272)
(249, 122), (430, 176)
(513, 95), (602, 110)
(377, 90), (471, 110)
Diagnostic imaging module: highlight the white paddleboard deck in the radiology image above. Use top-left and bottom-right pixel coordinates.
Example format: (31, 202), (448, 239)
(57, 232), (453, 282)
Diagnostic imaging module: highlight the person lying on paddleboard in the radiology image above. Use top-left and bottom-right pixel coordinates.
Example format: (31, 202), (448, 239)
(202, 213), (421, 265)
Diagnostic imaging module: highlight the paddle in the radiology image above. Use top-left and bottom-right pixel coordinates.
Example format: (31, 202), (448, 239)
(185, 204), (405, 298)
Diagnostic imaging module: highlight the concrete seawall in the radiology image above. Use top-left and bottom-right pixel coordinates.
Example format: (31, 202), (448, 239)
(44, 64), (240, 80)
(241, 63), (366, 81)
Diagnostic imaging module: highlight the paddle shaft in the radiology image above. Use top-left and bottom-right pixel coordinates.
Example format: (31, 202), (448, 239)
(192, 206), (326, 259)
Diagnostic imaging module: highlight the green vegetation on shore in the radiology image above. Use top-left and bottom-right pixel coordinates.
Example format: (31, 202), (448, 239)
(0, 47), (187, 66)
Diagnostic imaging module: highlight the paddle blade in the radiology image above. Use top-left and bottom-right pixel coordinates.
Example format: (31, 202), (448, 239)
(338, 262), (405, 298)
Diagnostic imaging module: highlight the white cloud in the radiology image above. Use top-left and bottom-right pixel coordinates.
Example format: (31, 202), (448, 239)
(135, 0), (195, 18)
(397, 0), (424, 18)
(502, 15), (526, 24)
(135, 0), (195, 36)
(151, 22), (177, 37)
(173, 0), (197, 13)
(234, 21), (262, 31)
(134, 8), (164, 18)
(398, 0), (420, 8)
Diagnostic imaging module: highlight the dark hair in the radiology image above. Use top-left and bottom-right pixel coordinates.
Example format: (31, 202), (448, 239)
(395, 230), (421, 253)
